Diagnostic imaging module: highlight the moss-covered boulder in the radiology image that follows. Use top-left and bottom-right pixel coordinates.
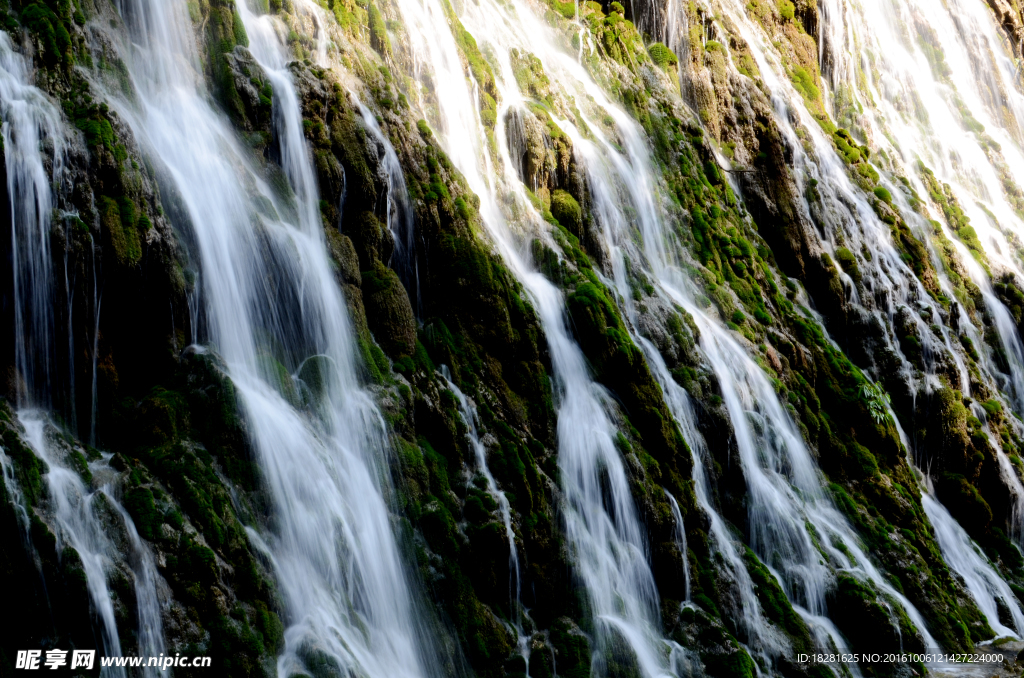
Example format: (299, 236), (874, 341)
(550, 189), (582, 237)
(362, 262), (417, 359)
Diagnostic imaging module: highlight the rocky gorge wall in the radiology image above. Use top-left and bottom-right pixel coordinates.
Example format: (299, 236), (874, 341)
(3, 0), (1024, 677)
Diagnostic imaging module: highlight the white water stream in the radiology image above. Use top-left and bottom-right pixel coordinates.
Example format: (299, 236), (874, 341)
(709, 0), (1024, 638)
(103, 2), (439, 676)
(391, 0), (690, 672)
(2, 26), (167, 675)
(810, 0), (1024, 549)
(1, 31), (65, 410)
(675, 0), (1024, 647)
(20, 411), (167, 678)
(11, 0), (1024, 672)
(395, 0), (950, 671)
(442, 368), (531, 662)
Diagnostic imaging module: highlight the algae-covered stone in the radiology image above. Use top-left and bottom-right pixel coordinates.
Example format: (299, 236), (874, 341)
(349, 210), (394, 270)
(99, 195), (141, 266)
(324, 228), (362, 286)
(362, 262), (416, 358)
(550, 189), (582, 237)
(829, 574), (925, 675)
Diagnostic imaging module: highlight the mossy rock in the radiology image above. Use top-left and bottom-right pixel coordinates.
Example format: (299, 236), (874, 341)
(647, 42), (678, 69)
(99, 195), (141, 266)
(324, 229), (362, 286)
(550, 189), (582, 238)
(348, 211), (394, 270)
(701, 643), (756, 678)
(20, 1), (73, 66)
(829, 574), (924, 663)
(936, 472), (993, 533)
(362, 262), (416, 359)
(835, 246), (860, 284)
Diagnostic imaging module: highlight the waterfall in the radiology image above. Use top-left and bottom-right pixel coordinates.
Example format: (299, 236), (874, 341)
(700, 0), (1024, 633)
(1, 32), (66, 409)
(386, 0), (935, 668)
(12, 0), (1024, 672)
(0, 431), (30, 535)
(104, 1), (439, 675)
(392, 0), (685, 672)
(20, 413), (129, 678)
(354, 98), (419, 310)
(427, 0), (980, 666)
(923, 493), (1024, 636)
(1, 26), (168, 673)
(643, 0), (1024, 648)
(808, 0), (1024, 474)
(665, 491), (690, 603)
(640, 340), (777, 658)
(442, 368), (529, 661)
(6, 412), (167, 678)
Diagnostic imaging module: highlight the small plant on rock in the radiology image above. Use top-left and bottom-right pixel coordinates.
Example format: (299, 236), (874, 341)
(860, 381), (892, 424)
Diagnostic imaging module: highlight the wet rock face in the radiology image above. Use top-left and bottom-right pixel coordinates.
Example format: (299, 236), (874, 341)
(222, 46), (274, 135)
(9, 0), (1024, 674)
(984, 0), (1024, 59)
(830, 573), (926, 662)
(363, 262), (416, 357)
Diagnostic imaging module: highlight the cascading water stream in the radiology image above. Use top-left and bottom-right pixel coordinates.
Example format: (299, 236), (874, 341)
(650, 0), (1024, 645)
(391, 0), (690, 673)
(101, 481), (165, 671)
(924, 493), (1024, 637)
(1, 31), (66, 411)
(442, 368), (530, 662)
(429, 0), (943, 665)
(887, 412), (1024, 638)
(703, 0), (974, 403)
(2, 26), (169, 673)
(386, 0), (944, 669)
(20, 413), (132, 678)
(105, 2), (440, 676)
(664, 491), (690, 603)
(354, 98), (419, 309)
(0, 433), (31, 536)
(642, 338), (865, 676)
(455, 0), (994, 665)
(813, 0), (1024, 548)
(684, 0), (1024, 641)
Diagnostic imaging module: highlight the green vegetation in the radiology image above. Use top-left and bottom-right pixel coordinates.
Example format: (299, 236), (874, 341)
(648, 42), (678, 69)
(919, 163), (989, 271)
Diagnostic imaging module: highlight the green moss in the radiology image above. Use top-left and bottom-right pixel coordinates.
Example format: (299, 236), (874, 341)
(790, 66), (820, 103)
(123, 486), (160, 540)
(20, 1), (73, 66)
(919, 163), (988, 271)
(743, 549), (812, 650)
(703, 645), (756, 678)
(441, 0), (498, 125)
(0, 412), (46, 506)
(830, 573), (922, 658)
(362, 263), (417, 359)
(550, 189), (582, 236)
(367, 1), (391, 56)
(232, 7), (248, 47)
(98, 195), (141, 266)
(647, 42), (678, 69)
(937, 472), (993, 533)
(549, 620), (591, 678)
(834, 247), (860, 284)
